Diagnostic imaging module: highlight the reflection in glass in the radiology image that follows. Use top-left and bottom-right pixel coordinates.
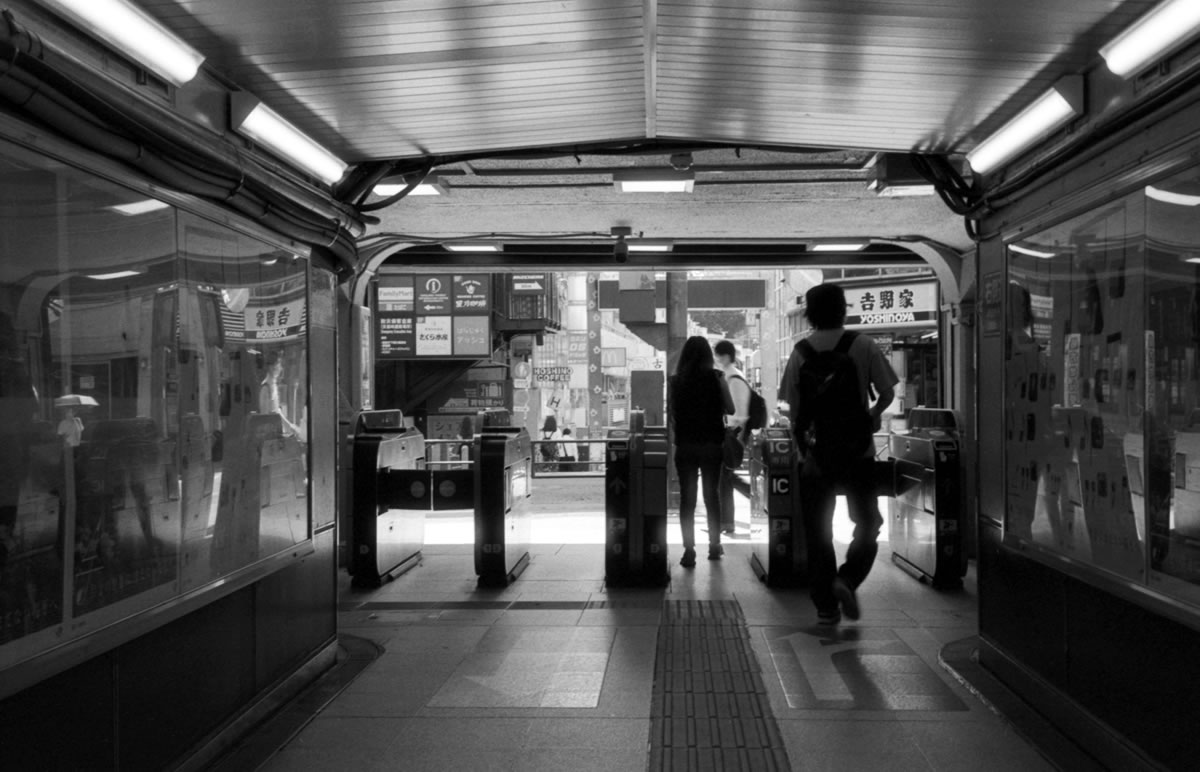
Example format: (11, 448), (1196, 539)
(0, 139), (309, 677)
(1145, 165), (1200, 603)
(1006, 189), (1146, 582)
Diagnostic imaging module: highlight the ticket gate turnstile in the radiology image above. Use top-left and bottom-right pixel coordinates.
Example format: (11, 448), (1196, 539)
(749, 427), (807, 586)
(474, 420), (532, 586)
(605, 410), (670, 586)
(351, 410), (429, 588)
(889, 408), (966, 589)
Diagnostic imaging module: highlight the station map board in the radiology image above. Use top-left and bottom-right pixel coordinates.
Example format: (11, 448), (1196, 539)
(377, 273), (492, 359)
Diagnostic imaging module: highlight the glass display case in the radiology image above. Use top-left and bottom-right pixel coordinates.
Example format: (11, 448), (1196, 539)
(0, 138), (311, 685)
(1005, 161), (1200, 608)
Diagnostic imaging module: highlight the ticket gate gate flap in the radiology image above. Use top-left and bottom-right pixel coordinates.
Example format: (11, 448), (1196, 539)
(888, 416), (965, 589)
(431, 468), (473, 510)
(351, 428), (427, 588)
(474, 428), (532, 586)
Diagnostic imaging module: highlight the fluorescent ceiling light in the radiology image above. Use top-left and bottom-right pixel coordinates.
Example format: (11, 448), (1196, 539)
(444, 243), (501, 252)
(966, 76), (1083, 176)
(627, 240), (673, 252)
(37, 0), (205, 86)
(1146, 184), (1200, 206)
(373, 179), (447, 197)
(613, 170), (695, 193)
(230, 93), (347, 185)
(870, 182), (936, 197)
(811, 243), (867, 252)
(1009, 244), (1057, 259)
(1100, 0), (1200, 78)
(1184, 256), (1200, 264)
(86, 270), (143, 280)
(108, 199), (171, 216)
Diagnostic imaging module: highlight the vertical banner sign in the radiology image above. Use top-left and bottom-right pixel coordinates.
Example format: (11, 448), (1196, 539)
(567, 333), (589, 365)
(587, 274), (604, 439)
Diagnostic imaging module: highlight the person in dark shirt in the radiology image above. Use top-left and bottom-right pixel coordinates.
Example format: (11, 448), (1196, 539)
(669, 336), (734, 567)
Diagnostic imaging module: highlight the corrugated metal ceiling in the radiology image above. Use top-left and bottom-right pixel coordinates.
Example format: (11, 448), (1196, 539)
(140, 0), (1155, 163)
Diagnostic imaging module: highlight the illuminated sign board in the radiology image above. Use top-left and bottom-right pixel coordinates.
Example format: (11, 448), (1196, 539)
(377, 273), (491, 359)
(844, 281), (938, 329)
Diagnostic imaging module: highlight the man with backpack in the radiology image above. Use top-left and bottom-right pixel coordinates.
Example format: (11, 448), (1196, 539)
(714, 340), (766, 533)
(781, 283), (898, 625)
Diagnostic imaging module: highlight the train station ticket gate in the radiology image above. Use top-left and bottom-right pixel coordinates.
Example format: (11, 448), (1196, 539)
(749, 427), (806, 586)
(889, 408), (967, 589)
(605, 410), (670, 586)
(474, 413), (533, 586)
(351, 410), (428, 588)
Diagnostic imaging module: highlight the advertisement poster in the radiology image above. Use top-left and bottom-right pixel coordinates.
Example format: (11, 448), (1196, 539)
(416, 316), (453, 356)
(416, 275), (452, 314)
(378, 315), (414, 357)
(981, 272), (1002, 337)
(453, 316), (490, 356)
(453, 275), (489, 313)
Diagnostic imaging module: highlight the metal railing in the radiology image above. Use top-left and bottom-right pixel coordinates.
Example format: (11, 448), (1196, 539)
(422, 437), (608, 477)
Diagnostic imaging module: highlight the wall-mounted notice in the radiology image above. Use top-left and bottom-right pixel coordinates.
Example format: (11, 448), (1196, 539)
(378, 273), (491, 359)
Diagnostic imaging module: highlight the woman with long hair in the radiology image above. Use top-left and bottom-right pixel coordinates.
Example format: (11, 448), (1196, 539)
(669, 336), (734, 567)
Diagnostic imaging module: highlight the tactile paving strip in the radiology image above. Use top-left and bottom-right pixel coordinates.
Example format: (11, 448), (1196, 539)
(651, 601), (792, 771)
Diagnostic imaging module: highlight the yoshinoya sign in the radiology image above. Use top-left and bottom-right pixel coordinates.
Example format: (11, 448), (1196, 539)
(844, 281), (938, 329)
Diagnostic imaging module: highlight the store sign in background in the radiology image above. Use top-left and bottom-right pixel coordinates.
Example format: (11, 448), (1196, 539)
(844, 281), (938, 328)
(378, 273), (491, 359)
(453, 275), (490, 313)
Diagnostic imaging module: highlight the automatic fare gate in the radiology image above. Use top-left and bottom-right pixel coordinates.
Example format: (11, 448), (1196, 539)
(474, 418), (533, 586)
(749, 427), (806, 586)
(605, 410), (670, 586)
(889, 408), (966, 589)
(351, 410), (429, 588)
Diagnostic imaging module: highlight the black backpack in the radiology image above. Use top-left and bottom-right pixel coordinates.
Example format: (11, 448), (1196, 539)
(731, 374), (768, 432)
(792, 332), (873, 468)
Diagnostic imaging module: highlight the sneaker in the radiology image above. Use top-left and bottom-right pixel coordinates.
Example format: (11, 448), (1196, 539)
(832, 577), (860, 621)
(817, 609), (841, 626)
(708, 544), (724, 560)
(680, 548), (696, 568)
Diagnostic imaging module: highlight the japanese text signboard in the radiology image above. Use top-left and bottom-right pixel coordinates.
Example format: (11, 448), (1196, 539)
(844, 281), (938, 329)
(378, 273), (492, 359)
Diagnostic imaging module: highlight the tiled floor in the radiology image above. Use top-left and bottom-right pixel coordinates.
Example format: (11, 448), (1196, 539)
(258, 485), (1057, 771)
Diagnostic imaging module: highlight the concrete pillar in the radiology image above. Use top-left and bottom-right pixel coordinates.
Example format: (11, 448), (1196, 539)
(666, 272), (688, 510)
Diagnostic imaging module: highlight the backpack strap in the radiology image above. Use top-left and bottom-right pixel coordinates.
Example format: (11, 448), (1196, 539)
(833, 331), (859, 354)
(796, 339), (816, 359)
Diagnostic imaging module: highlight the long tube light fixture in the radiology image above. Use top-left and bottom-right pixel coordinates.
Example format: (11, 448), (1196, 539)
(36, 0), (205, 86)
(1100, 0), (1200, 79)
(1146, 184), (1200, 206)
(627, 239), (674, 252)
(811, 242), (867, 252)
(613, 170), (695, 193)
(230, 93), (347, 185)
(966, 75), (1084, 176)
(373, 178), (448, 197)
